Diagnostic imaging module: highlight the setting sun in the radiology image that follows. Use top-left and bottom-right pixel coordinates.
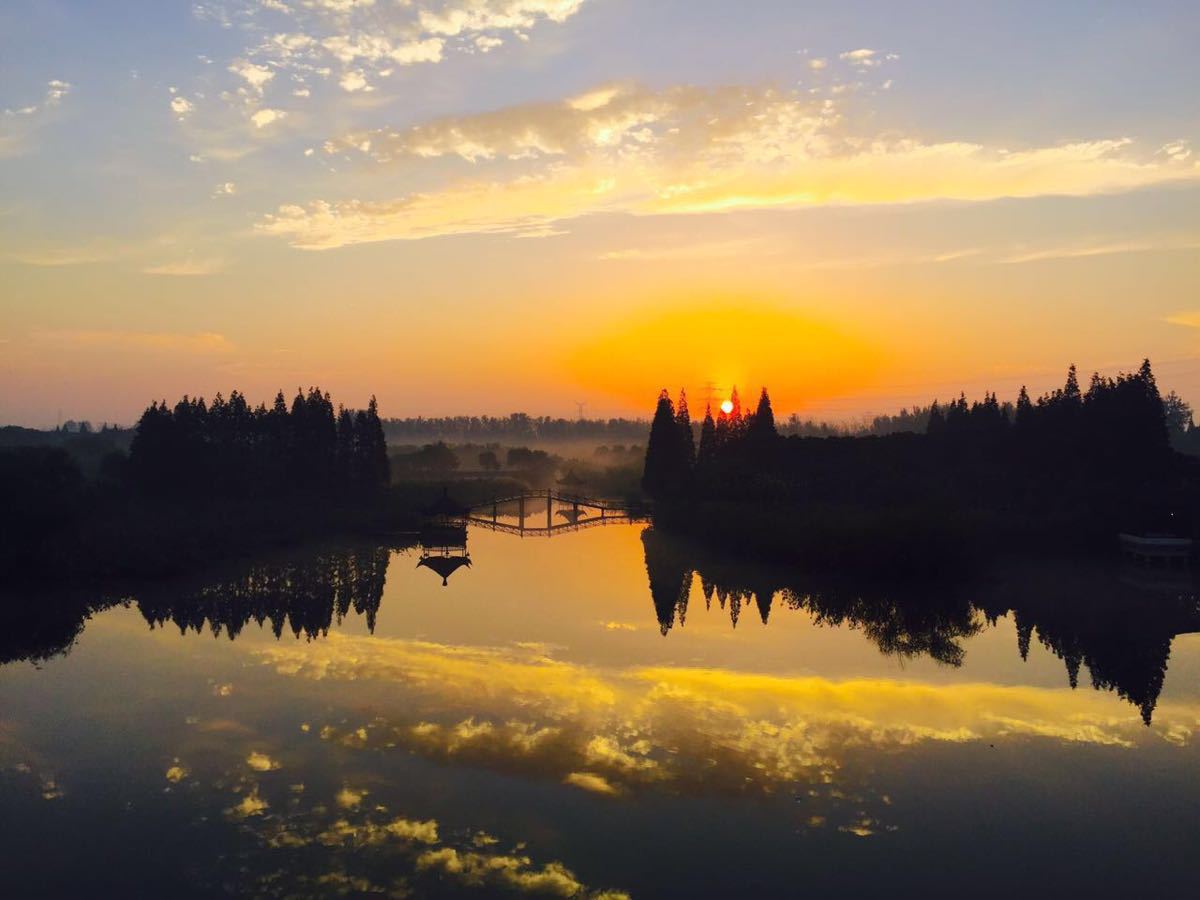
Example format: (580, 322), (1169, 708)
(720, 400), (735, 415)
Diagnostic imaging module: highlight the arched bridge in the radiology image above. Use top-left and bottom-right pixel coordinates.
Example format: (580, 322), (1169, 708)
(465, 490), (647, 536)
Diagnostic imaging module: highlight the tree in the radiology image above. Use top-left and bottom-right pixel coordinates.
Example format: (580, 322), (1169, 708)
(1015, 386), (1033, 427)
(359, 396), (390, 488)
(643, 389), (683, 498)
(1064, 364), (1082, 405)
(675, 389), (695, 468)
(747, 387), (777, 444)
(927, 400), (945, 436)
(411, 441), (458, 473)
(1163, 390), (1193, 442)
(478, 450), (500, 471)
(697, 403), (717, 469)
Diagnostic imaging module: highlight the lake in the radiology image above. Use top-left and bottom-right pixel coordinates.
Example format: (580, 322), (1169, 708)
(2, 518), (1198, 899)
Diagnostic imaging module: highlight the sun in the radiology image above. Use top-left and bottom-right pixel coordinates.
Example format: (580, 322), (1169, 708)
(720, 399), (734, 415)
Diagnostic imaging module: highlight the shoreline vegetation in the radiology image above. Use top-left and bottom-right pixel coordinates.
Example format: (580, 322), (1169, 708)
(2, 359), (1198, 591)
(641, 360), (1199, 576)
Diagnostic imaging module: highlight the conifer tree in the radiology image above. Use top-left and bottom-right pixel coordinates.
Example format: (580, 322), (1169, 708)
(697, 403), (717, 469)
(643, 389), (681, 498)
(362, 396), (390, 488)
(747, 387), (777, 444)
(927, 400), (944, 436)
(1015, 386), (1032, 423)
(1064, 365), (1082, 405)
(675, 389), (695, 467)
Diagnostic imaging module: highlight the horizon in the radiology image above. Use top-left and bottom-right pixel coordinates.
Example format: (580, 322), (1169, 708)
(3, 1), (1199, 427)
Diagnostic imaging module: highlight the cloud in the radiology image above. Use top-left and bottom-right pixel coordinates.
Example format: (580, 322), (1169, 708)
(563, 770), (619, 795)
(229, 60), (275, 94)
(250, 108), (286, 128)
(35, 330), (236, 355)
(999, 236), (1200, 264)
(187, 0), (586, 131)
(165, 763), (189, 783)
(228, 787), (268, 818)
(418, 0), (585, 36)
(338, 69), (372, 92)
(246, 751), (281, 772)
(260, 82), (1200, 249)
(250, 631), (1199, 806)
(415, 847), (593, 898)
(170, 96), (196, 119)
(0, 79), (72, 158)
(212, 181), (237, 197)
(1166, 312), (1200, 329)
(143, 257), (227, 275)
(336, 785), (367, 809)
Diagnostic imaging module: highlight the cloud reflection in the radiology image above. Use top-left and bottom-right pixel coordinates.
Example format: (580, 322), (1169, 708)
(252, 632), (1199, 802)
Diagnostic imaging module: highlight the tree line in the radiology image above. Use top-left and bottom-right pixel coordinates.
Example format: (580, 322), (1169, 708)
(383, 413), (648, 443)
(130, 387), (390, 497)
(641, 361), (1192, 560)
(643, 385), (779, 497)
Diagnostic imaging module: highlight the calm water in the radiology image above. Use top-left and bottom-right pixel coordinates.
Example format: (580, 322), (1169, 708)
(2, 519), (1199, 899)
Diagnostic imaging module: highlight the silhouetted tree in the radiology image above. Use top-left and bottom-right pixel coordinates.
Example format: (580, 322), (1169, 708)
(128, 388), (391, 498)
(643, 390), (684, 498)
(676, 389), (696, 468)
(747, 387), (777, 445)
(697, 403), (717, 471)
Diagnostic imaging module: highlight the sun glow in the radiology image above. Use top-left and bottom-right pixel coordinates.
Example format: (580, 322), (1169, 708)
(720, 399), (734, 415)
(563, 303), (888, 413)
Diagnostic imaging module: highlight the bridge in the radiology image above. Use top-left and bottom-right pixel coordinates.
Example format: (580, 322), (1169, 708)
(463, 490), (647, 537)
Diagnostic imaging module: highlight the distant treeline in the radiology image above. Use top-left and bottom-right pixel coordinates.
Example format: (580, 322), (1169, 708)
(781, 405), (935, 438)
(642, 362), (1195, 568)
(131, 387), (389, 496)
(380, 409), (936, 444)
(383, 413), (649, 443)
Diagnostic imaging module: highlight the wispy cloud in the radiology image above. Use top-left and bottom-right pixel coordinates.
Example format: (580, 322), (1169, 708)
(35, 330), (235, 354)
(999, 236), (1200, 264)
(182, 0), (588, 134)
(0, 79), (72, 158)
(258, 83), (1200, 249)
(1166, 312), (1200, 329)
(142, 257), (227, 276)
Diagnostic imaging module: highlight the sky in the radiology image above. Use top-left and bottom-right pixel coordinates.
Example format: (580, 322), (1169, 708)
(1, 0), (1198, 427)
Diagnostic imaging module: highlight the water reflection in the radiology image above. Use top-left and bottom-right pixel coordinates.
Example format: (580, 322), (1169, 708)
(416, 522), (472, 587)
(3, 524), (1200, 898)
(139, 544), (393, 639)
(640, 527), (1200, 723)
(3, 526), (1198, 731)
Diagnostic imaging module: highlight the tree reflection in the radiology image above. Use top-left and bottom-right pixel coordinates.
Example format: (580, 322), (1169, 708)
(641, 525), (1200, 722)
(0, 543), (399, 665)
(136, 545), (393, 640)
